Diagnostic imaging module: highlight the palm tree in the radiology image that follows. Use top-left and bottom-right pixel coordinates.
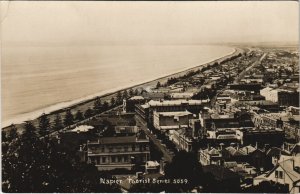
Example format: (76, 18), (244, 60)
(64, 110), (74, 127)
(53, 114), (63, 131)
(38, 113), (50, 136)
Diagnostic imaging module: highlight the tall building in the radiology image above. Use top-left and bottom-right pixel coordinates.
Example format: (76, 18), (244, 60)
(153, 111), (193, 131)
(135, 99), (209, 123)
(86, 131), (150, 170)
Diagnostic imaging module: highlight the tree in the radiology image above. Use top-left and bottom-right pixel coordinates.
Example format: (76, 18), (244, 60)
(23, 121), (37, 138)
(64, 110), (74, 127)
(2, 121), (121, 192)
(53, 114), (63, 131)
(116, 91), (122, 105)
(6, 124), (18, 142)
(156, 81), (161, 88)
(134, 88), (140, 95)
(84, 107), (94, 118)
(122, 90), (128, 100)
(101, 120), (115, 137)
(102, 101), (109, 111)
(75, 110), (84, 121)
(2, 130), (7, 142)
(110, 97), (116, 107)
(38, 113), (50, 136)
(164, 151), (204, 192)
(93, 97), (102, 113)
(2, 121), (43, 192)
(129, 88), (134, 96)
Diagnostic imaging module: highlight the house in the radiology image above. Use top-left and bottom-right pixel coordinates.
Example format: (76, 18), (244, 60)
(199, 147), (223, 166)
(282, 142), (300, 156)
(203, 165), (241, 192)
(145, 161), (160, 174)
(253, 157), (300, 194)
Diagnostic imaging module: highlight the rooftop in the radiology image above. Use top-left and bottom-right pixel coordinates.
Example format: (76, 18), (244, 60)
(155, 111), (192, 117)
(203, 165), (240, 181)
(70, 125), (94, 133)
(89, 133), (148, 145)
(129, 96), (145, 100)
(148, 99), (209, 107)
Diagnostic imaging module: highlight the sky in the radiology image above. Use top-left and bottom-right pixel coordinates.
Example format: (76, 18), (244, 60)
(0, 1), (299, 45)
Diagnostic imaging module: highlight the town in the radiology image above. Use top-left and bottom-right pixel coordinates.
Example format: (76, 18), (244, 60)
(2, 46), (300, 193)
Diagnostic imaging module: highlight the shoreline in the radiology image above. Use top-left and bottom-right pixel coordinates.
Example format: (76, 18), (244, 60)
(2, 46), (242, 129)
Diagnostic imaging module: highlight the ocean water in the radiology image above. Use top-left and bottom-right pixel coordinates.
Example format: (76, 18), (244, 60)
(1, 45), (234, 126)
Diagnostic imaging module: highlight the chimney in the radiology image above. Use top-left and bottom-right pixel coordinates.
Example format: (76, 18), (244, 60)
(237, 143), (240, 150)
(79, 145), (82, 151)
(255, 142), (258, 149)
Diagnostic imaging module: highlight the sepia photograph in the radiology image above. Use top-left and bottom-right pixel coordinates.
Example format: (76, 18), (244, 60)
(1, 0), (299, 193)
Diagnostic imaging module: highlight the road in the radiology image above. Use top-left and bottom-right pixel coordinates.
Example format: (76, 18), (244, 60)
(234, 53), (267, 83)
(47, 105), (122, 138)
(135, 115), (173, 163)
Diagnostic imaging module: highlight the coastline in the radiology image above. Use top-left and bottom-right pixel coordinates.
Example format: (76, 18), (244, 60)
(2, 46), (242, 129)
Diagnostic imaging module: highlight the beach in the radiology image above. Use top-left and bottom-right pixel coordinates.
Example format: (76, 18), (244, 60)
(2, 45), (240, 129)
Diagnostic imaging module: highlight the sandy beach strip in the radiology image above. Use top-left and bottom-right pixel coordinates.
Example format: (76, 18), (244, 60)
(2, 47), (244, 131)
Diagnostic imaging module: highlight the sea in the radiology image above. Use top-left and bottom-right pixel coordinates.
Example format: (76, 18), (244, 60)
(1, 44), (235, 127)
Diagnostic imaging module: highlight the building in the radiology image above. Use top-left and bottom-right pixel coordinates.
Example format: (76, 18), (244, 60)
(237, 128), (284, 147)
(147, 99), (209, 113)
(135, 99), (209, 123)
(203, 165), (241, 192)
(229, 83), (262, 94)
(199, 147), (223, 166)
(281, 142), (300, 156)
(123, 96), (146, 113)
(86, 131), (150, 170)
(153, 111), (193, 131)
(260, 87), (278, 103)
(170, 92), (194, 100)
(216, 95), (232, 104)
(171, 127), (194, 152)
(115, 126), (140, 134)
(278, 90), (299, 107)
(145, 161), (160, 174)
(260, 87), (300, 107)
(253, 157), (300, 194)
(189, 119), (202, 138)
(202, 114), (240, 131)
(252, 112), (300, 141)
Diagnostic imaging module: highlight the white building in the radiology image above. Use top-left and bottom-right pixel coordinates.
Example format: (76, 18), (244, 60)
(260, 87), (278, 103)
